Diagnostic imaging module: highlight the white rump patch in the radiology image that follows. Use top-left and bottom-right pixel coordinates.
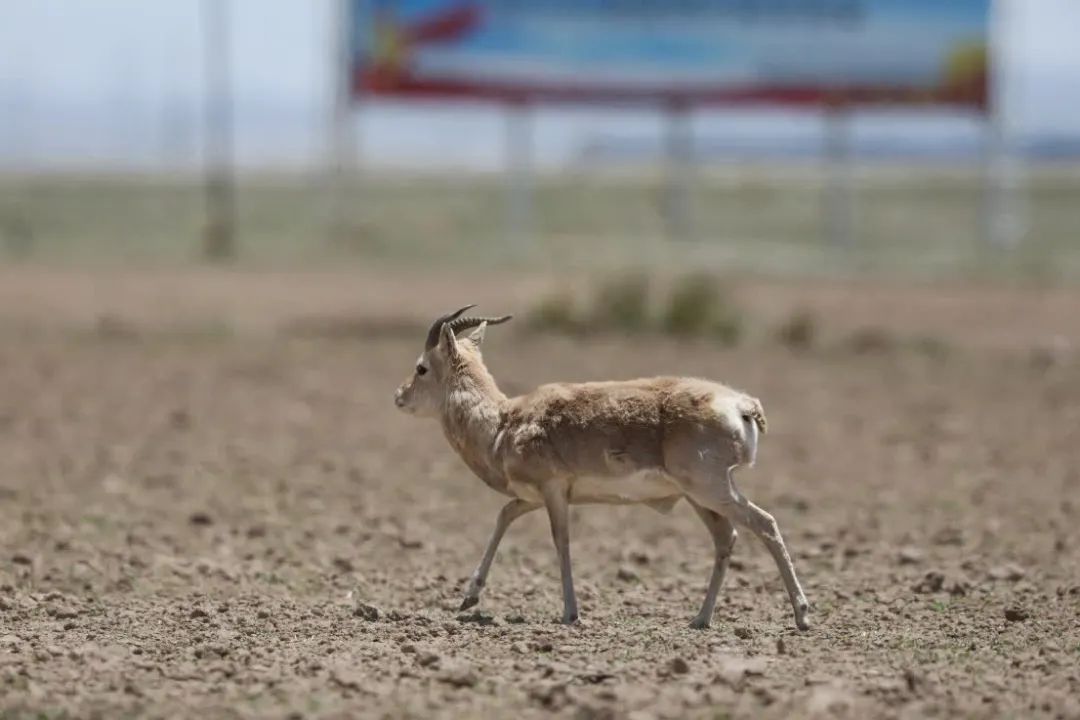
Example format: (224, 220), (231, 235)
(711, 392), (757, 467)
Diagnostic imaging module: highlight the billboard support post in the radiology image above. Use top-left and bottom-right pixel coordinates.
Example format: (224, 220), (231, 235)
(201, 0), (235, 261)
(505, 101), (534, 250)
(824, 105), (855, 250)
(981, 116), (1023, 251)
(329, 0), (359, 244)
(664, 102), (694, 242)
(980, 0), (1024, 251)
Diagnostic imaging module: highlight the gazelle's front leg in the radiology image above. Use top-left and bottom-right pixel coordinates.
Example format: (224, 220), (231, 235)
(460, 499), (540, 611)
(540, 479), (578, 624)
(687, 499), (737, 629)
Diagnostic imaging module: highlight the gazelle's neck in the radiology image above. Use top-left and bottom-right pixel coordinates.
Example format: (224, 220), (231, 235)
(439, 358), (507, 484)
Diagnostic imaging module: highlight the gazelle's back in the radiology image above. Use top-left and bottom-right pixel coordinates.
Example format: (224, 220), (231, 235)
(501, 377), (760, 481)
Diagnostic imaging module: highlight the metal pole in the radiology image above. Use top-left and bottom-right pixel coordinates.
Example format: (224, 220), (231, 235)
(823, 105), (855, 249)
(202, 0), (235, 260)
(664, 102), (694, 241)
(981, 0), (1024, 251)
(329, 0), (359, 242)
(505, 101), (533, 249)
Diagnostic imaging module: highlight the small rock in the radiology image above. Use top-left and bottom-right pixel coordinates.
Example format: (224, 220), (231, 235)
(332, 557), (354, 573)
(256, 609), (270, 619)
(629, 551), (650, 565)
(437, 663), (477, 688)
(417, 651), (440, 668)
(579, 671), (615, 685)
(505, 614), (527, 624)
(616, 566), (639, 582)
(898, 547), (924, 565)
(11, 554), (32, 566)
(456, 611), (496, 626)
(904, 668), (920, 693)
(931, 528), (964, 546)
(189, 512), (213, 527)
(169, 409), (191, 429)
(716, 655), (768, 687)
(330, 668), (364, 690)
(1004, 606), (1029, 622)
(527, 682), (570, 710)
(988, 564), (1026, 582)
(776, 637), (787, 655)
(912, 571), (946, 594)
(948, 578), (972, 597)
(189, 608), (209, 619)
(669, 657), (690, 675)
(354, 603), (379, 622)
(733, 625), (754, 640)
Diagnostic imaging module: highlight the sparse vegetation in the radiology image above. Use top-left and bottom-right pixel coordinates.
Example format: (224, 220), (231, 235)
(593, 273), (651, 334)
(845, 326), (898, 354)
(777, 309), (818, 350)
(525, 288), (584, 335)
(527, 272), (744, 345)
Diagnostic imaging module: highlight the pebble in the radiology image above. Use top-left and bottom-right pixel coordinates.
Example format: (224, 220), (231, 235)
(898, 547), (924, 565)
(669, 657), (690, 675)
(1004, 606), (1029, 622)
(988, 564), (1026, 582)
(912, 571), (945, 593)
(354, 603), (379, 622)
(189, 512), (213, 526)
(437, 663), (477, 688)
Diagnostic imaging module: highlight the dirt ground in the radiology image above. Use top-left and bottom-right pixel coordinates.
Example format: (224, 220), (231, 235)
(1, 267), (1079, 719)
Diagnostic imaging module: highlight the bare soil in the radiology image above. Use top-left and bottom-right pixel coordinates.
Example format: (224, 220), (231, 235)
(1, 268), (1079, 719)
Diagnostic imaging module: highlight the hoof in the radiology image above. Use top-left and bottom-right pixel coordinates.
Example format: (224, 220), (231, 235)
(795, 601), (811, 631)
(688, 616), (711, 630)
(561, 613), (579, 625)
(459, 595), (479, 611)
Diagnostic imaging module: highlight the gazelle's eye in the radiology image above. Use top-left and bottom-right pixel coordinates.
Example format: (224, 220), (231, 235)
(416, 364), (427, 376)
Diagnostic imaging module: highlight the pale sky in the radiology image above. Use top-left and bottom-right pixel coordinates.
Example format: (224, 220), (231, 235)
(1, 0), (1078, 170)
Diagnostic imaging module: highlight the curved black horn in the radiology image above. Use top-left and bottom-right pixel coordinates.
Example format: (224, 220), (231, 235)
(446, 315), (513, 336)
(424, 305), (475, 349)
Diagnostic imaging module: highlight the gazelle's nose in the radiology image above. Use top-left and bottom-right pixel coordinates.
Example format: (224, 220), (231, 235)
(394, 388), (405, 408)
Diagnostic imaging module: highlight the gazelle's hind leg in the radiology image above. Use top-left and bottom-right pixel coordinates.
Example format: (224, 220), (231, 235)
(683, 467), (810, 631)
(687, 499), (737, 629)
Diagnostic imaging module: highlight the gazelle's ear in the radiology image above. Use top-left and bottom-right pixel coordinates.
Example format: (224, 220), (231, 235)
(438, 322), (460, 362)
(465, 321), (488, 350)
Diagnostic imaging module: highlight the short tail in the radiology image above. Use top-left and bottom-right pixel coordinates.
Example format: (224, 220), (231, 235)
(740, 396), (768, 435)
(738, 396), (767, 467)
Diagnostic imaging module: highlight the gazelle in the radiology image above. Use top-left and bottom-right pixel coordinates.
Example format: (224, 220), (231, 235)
(394, 306), (810, 630)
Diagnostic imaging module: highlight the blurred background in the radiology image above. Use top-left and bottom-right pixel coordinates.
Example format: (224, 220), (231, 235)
(1, 0), (1077, 282)
(4, 6), (1080, 717)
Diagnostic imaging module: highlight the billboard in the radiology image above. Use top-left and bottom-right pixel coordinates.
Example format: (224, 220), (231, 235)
(350, 0), (991, 109)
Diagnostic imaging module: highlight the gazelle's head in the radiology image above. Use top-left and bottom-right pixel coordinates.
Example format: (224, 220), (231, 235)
(394, 305), (512, 418)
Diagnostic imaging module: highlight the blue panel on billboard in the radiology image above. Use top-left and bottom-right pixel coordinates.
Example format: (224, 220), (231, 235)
(350, 0), (990, 108)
